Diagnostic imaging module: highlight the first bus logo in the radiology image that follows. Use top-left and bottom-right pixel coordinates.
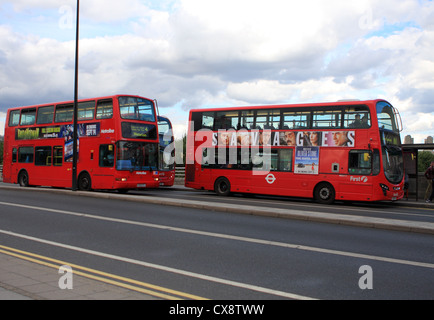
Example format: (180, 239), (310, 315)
(350, 176), (368, 183)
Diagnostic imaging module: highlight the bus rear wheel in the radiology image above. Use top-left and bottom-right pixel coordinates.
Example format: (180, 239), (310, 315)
(18, 171), (29, 187)
(78, 173), (92, 191)
(314, 182), (335, 205)
(214, 177), (231, 196)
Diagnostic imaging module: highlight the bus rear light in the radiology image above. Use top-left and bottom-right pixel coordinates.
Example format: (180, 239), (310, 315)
(116, 178), (128, 182)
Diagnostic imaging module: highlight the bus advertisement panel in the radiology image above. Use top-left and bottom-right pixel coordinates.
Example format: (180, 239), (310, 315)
(185, 99), (404, 203)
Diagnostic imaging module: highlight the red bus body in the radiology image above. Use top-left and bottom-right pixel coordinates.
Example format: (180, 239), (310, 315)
(158, 116), (175, 187)
(185, 99), (405, 203)
(2, 95), (161, 191)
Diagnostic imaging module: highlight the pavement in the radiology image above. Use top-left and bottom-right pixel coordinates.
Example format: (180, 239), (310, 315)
(0, 251), (160, 300)
(0, 182), (433, 300)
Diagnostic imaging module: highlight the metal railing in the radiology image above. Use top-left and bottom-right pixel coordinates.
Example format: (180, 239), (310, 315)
(175, 166), (185, 179)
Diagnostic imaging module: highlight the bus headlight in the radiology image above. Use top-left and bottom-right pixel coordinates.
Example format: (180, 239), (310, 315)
(380, 184), (389, 196)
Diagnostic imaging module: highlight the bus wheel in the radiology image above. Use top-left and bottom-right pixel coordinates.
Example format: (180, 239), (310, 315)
(214, 177), (231, 196)
(18, 171), (29, 187)
(314, 182), (335, 205)
(78, 173), (92, 191)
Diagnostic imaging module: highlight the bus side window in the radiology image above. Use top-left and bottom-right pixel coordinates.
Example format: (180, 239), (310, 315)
(201, 112), (214, 130)
(96, 99), (113, 119)
(344, 107), (371, 129)
(35, 146), (52, 166)
(100, 144), (114, 167)
(240, 110), (254, 130)
(54, 146), (63, 166)
(78, 101), (96, 121)
(279, 149), (293, 172)
(349, 150), (372, 175)
(55, 104), (73, 123)
(20, 108), (36, 126)
(12, 148), (17, 163)
(215, 111), (239, 130)
(18, 147), (34, 163)
(37, 106), (55, 124)
(9, 110), (21, 127)
(372, 149), (380, 175)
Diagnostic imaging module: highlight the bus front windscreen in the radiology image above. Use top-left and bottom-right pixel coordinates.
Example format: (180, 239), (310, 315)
(116, 141), (158, 171)
(119, 97), (156, 122)
(382, 145), (404, 185)
(377, 101), (399, 133)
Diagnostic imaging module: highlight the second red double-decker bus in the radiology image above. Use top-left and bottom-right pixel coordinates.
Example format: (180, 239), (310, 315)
(2, 95), (160, 192)
(185, 99), (404, 203)
(158, 115), (176, 187)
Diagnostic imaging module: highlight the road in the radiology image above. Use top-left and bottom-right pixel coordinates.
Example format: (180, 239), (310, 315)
(0, 183), (433, 300)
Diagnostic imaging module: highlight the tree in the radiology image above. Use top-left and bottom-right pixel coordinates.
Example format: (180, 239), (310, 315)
(174, 134), (187, 166)
(418, 151), (434, 172)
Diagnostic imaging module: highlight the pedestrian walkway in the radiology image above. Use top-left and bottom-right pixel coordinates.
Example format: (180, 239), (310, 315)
(0, 252), (159, 300)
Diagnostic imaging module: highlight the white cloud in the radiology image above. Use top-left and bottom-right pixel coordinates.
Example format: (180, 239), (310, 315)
(3, 0), (152, 22)
(0, 112), (5, 136)
(0, 0), (433, 142)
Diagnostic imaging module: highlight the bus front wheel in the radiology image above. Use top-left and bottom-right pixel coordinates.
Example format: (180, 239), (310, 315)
(214, 177), (231, 196)
(18, 171), (29, 187)
(314, 182), (335, 205)
(78, 173), (92, 191)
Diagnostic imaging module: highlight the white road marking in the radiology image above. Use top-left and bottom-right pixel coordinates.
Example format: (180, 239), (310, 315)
(0, 229), (316, 300)
(1, 201), (433, 270)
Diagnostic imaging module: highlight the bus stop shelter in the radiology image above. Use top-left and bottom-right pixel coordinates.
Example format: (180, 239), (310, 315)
(403, 143), (434, 201)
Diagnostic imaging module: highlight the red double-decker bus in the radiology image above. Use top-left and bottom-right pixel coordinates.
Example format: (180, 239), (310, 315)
(2, 95), (161, 192)
(158, 116), (175, 186)
(185, 99), (404, 203)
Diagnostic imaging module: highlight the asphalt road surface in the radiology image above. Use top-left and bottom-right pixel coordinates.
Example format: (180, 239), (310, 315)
(0, 184), (433, 300)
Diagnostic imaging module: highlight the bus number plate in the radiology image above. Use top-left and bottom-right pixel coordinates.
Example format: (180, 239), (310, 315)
(137, 184), (147, 188)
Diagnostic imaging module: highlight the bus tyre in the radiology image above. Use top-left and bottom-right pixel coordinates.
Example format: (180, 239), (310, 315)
(18, 171), (29, 187)
(214, 177), (231, 196)
(78, 173), (92, 191)
(314, 182), (335, 205)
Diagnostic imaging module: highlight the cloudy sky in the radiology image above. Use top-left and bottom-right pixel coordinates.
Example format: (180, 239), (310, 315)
(0, 0), (433, 142)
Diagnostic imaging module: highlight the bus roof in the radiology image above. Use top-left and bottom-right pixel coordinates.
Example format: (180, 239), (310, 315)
(6, 94), (154, 111)
(189, 99), (390, 114)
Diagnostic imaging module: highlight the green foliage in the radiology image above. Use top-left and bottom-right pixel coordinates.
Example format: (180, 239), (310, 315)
(418, 151), (434, 172)
(174, 134), (187, 165)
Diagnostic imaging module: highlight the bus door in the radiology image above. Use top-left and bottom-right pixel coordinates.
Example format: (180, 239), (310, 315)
(5, 147), (18, 184)
(198, 147), (213, 189)
(92, 144), (116, 189)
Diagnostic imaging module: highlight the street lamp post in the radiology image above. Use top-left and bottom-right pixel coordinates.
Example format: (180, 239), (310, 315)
(72, 0), (80, 191)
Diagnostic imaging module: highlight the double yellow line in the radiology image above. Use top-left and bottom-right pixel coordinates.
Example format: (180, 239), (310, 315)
(0, 245), (207, 300)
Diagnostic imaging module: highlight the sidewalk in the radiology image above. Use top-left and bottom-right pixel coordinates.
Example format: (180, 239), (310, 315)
(0, 252), (159, 300)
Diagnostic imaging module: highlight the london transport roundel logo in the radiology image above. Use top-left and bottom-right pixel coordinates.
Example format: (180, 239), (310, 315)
(266, 174), (276, 184)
